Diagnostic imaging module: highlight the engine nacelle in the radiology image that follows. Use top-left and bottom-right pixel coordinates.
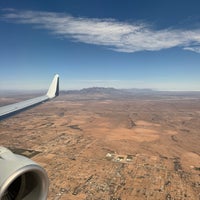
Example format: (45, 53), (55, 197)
(0, 146), (49, 200)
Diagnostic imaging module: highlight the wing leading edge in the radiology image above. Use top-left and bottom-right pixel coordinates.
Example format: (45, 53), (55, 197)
(0, 74), (59, 120)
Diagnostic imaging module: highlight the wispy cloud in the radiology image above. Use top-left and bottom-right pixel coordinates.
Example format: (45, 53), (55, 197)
(2, 9), (200, 53)
(183, 46), (200, 53)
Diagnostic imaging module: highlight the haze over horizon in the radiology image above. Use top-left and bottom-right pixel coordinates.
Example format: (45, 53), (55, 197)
(1, 0), (200, 91)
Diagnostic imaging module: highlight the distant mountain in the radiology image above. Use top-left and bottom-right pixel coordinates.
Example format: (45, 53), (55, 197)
(61, 87), (155, 95)
(80, 87), (122, 94)
(62, 87), (121, 96)
(60, 87), (200, 100)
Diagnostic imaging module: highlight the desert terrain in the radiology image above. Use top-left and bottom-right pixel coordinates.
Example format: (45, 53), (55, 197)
(0, 89), (200, 200)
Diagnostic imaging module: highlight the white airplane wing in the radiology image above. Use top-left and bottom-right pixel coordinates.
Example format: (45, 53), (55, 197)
(0, 74), (59, 120)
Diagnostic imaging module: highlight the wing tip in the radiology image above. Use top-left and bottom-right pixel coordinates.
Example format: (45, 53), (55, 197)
(47, 74), (59, 98)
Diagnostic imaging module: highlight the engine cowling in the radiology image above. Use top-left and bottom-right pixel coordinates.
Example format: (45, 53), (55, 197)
(0, 146), (49, 200)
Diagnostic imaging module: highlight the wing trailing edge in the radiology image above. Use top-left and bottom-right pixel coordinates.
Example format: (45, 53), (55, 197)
(0, 74), (59, 120)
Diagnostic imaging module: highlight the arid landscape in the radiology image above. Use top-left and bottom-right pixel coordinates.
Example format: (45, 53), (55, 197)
(0, 89), (200, 200)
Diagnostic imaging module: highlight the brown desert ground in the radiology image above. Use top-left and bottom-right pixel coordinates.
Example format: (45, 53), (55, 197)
(0, 90), (200, 200)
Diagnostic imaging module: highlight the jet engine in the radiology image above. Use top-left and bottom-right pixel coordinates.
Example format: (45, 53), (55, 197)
(0, 147), (49, 200)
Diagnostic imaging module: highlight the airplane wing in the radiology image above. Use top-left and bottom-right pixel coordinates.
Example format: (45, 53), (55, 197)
(0, 74), (59, 120)
(0, 74), (59, 200)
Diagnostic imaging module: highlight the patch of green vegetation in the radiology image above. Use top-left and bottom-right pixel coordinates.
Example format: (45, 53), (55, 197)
(194, 167), (200, 171)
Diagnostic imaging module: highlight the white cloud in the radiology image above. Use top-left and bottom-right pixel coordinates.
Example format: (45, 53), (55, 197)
(2, 9), (200, 53)
(183, 46), (200, 53)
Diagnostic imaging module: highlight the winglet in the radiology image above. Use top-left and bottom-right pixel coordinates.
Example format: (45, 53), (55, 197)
(46, 74), (59, 98)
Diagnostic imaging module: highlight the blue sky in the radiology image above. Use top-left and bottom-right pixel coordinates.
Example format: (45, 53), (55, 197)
(1, 0), (200, 91)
